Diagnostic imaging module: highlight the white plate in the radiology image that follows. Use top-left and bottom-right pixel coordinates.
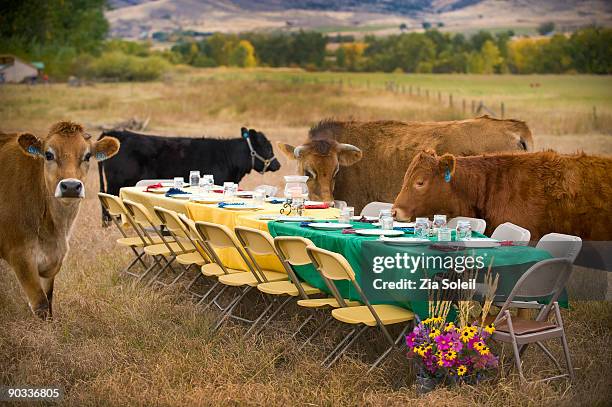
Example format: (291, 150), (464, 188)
(352, 215), (378, 221)
(167, 193), (192, 200)
(305, 200), (325, 206)
(277, 216), (314, 222)
(218, 204), (263, 210)
(235, 190), (254, 197)
(147, 187), (171, 194)
(355, 229), (404, 236)
(308, 222), (352, 230)
(373, 221), (415, 228)
(456, 238), (500, 248)
(379, 236), (430, 245)
(189, 195), (224, 203)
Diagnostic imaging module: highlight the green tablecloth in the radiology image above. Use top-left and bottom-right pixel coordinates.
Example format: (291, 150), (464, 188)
(268, 220), (554, 318)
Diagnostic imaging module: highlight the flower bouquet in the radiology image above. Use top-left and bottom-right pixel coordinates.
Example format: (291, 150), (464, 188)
(406, 317), (498, 392)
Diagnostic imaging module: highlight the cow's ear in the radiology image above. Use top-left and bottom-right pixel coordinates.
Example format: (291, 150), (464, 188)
(17, 133), (43, 158)
(337, 143), (362, 167)
(277, 142), (298, 160)
(438, 154), (456, 181)
(92, 136), (120, 161)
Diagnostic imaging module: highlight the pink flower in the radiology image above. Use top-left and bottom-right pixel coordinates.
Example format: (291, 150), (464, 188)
(434, 333), (454, 351)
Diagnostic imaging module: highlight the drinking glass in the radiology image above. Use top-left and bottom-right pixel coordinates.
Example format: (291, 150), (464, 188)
(437, 227), (452, 242)
(345, 206), (355, 220)
(379, 209), (393, 223)
(199, 174), (214, 192)
(339, 207), (352, 224)
(433, 214), (447, 229)
(415, 217), (430, 239)
(380, 214), (394, 230)
(253, 190), (265, 207)
(173, 177), (184, 189)
(189, 171), (200, 188)
(456, 220), (472, 240)
(223, 182), (235, 200)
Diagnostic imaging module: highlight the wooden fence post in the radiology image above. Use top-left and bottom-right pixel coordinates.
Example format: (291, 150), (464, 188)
(449, 93), (453, 108)
(462, 99), (466, 115)
(501, 102), (505, 119)
(593, 106), (598, 128)
(409, 85), (413, 96)
(426, 89), (429, 99)
(471, 100), (475, 114)
(438, 91), (441, 102)
(417, 86), (421, 96)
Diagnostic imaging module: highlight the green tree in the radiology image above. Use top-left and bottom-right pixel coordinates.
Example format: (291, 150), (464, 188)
(480, 40), (502, 73)
(228, 40), (256, 67)
(538, 22), (555, 36)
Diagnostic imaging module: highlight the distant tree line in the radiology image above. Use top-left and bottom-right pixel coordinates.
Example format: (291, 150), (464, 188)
(1, 0), (610, 79)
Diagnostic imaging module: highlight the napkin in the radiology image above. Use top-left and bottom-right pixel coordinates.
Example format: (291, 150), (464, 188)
(341, 228), (357, 234)
(429, 244), (461, 252)
(500, 240), (514, 246)
(394, 226), (414, 232)
(165, 188), (191, 197)
(218, 202), (245, 208)
(145, 183), (163, 192)
(268, 199), (285, 205)
(355, 216), (377, 223)
(305, 202), (330, 209)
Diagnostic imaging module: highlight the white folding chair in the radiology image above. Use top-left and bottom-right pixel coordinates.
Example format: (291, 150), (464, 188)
(135, 179), (175, 187)
(447, 216), (487, 234)
(491, 222), (531, 245)
(536, 233), (582, 262)
(360, 202), (392, 217)
(490, 258), (575, 383)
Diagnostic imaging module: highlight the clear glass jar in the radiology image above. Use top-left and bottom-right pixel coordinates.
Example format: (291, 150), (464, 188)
(379, 209), (393, 223)
(380, 214), (394, 230)
(437, 227), (452, 242)
(223, 182), (236, 200)
(189, 171), (200, 188)
(173, 177), (184, 188)
(433, 214), (447, 230)
(456, 220), (472, 240)
(199, 174), (214, 192)
(284, 175), (309, 200)
(339, 207), (352, 224)
(253, 190), (265, 207)
(415, 217), (430, 239)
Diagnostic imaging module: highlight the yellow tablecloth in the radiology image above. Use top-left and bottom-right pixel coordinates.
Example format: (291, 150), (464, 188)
(187, 202), (340, 271)
(118, 186), (340, 272)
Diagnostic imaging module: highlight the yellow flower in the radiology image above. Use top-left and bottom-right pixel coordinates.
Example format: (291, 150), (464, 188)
(473, 341), (485, 351)
(484, 323), (495, 334)
(478, 346), (490, 355)
(444, 322), (456, 332)
(445, 350), (457, 361)
(429, 329), (441, 339)
(422, 317), (433, 325)
(457, 365), (467, 376)
(460, 328), (476, 342)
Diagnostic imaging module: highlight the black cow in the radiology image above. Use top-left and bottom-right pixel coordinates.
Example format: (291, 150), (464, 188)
(98, 127), (280, 223)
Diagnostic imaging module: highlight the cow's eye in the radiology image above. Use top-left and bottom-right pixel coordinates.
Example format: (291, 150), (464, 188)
(415, 180), (425, 188)
(45, 151), (55, 161)
(305, 169), (316, 179)
(84, 152), (92, 162)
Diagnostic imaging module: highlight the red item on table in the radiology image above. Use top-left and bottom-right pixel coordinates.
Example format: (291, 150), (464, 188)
(145, 183), (163, 192)
(500, 240), (514, 246)
(342, 228), (356, 234)
(305, 202), (330, 209)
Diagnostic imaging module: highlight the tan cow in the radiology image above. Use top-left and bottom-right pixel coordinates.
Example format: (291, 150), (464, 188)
(278, 116), (533, 211)
(0, 121), (119, 319)
(392, 150), (612, 240)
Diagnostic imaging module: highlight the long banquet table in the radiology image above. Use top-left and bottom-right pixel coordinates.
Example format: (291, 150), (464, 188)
(119, 186), (555, 318)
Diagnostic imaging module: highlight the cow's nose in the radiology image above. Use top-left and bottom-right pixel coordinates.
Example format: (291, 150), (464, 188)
(58, 179), (84, 198)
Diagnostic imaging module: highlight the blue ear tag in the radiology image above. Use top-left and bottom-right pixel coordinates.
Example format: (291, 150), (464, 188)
(242, 131), (249, 139)
(27, 145), (40, 155)
(444, 168), (452, 183)
(95, 152), (107, 160)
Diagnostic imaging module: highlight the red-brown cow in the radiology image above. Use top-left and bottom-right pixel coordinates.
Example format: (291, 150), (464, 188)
(392, 150), (612, 240)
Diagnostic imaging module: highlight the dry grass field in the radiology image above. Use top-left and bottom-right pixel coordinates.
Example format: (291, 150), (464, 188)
(1, 68), (611, 406)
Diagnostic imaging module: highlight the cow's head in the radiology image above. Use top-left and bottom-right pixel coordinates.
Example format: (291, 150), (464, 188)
(18, 121), (120, 201)
(393, 151), (470, 221)
(277, 139), (362, 202)
(241, 127), (281, 174)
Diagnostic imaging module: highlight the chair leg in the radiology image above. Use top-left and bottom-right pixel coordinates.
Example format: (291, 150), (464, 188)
(122, 248), (147, 277)
(138, 255), (163, 283)
(292, 313), (315, 340)
(214, 286), (252, 331)
(243, 295), (278, 338)
(511, 339), (526, 382)
(556, 304), (575, 381)
(322, 327), (358, 367)
(252, 296), (294, 337)
(535, 341), (563, 372)
(147, 256), (175, 286)
(324, 324), (369, 368)
(368, 322), (412, 373)
(299, 315), (333, 351)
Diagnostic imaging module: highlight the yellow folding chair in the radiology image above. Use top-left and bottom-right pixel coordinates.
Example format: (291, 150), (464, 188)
(195, 221), (286, 331)
(306, 245), (414, 371)
(235, 227), (320, 337)
(123, 200), (194, 286)
(273, 236), (360, 348)
(98, 192), (161, 278)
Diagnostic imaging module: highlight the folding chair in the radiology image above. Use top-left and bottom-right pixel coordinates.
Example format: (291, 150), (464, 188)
(234, 227), (322, 337)
(98, 192), (162, 278)
(273, 236), (361, 347)
(360, 201), (392, 217)
(153, 206), (205, 287)
(306, 245), (414, 372)
(195, 221), (286, 331)
(447, 216), (487, 234)
(491, 222), (531, 245)
(490, 258), (575, 383)
(122, 200), (195, 286)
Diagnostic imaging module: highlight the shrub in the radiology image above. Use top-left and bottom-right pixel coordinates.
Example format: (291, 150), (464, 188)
(85, 51), (170, 81)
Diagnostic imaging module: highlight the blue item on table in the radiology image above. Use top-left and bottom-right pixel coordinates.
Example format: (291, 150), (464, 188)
(165, 188), (191, 197)
(218, 202), (246, 208)
(268, 199), (285, 204)
(394, 226), (414, 232)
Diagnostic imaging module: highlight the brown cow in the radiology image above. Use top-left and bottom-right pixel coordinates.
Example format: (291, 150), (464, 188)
(0, 121), (120, 319)
(392, 150), (612, 240)
(278, 115), (533, 211)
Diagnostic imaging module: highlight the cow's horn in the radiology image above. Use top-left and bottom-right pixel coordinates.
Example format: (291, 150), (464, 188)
(294, 145), (306, 158)
(338, 143), (361, 152)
